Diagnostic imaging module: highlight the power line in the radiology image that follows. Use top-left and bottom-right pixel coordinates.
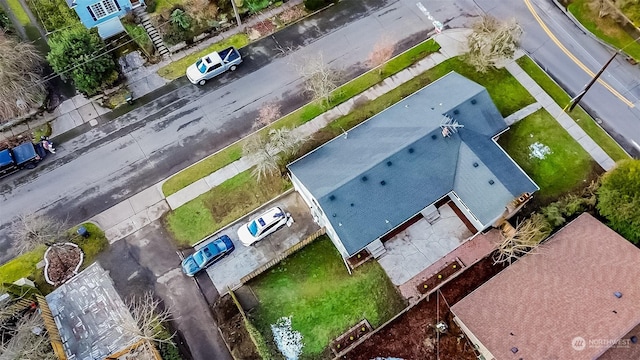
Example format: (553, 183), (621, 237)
(22, 18), (173, 90)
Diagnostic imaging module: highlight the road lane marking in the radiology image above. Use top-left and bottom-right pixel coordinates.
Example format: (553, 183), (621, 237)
(523, 0), (635, 108)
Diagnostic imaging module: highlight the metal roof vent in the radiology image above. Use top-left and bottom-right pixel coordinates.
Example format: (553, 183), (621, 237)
(489, 180), (495, 185)
(511, 347), (518, 354)
(615, 291), (623, 298)
(453, 109), (459, 115)
(380, 180), (386, 186)
(332, 213), (337, 217)
(329, 195), (336, 201)
(386, 161), (392, 166)
(361, 176), (368, 182)
(473, 162), (479, 167)
(350, 203), (354, 207)
(431, 134), (437, 140)
(631, 336), (638, 344)
(408, 148), (415, 153)
(471, 99), (477, 105)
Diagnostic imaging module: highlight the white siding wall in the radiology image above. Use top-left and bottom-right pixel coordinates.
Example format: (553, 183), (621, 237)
(290, 173), (350, 258)
(448, 191), (484, 232)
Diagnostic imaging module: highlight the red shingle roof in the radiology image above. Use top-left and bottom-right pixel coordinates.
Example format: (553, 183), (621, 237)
(451, 213), (640, 359)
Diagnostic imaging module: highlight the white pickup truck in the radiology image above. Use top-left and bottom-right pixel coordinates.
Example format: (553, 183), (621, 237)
(186, 47), (243, 85)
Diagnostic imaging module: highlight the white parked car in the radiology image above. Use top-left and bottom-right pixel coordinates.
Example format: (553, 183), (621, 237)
(186, 46), (242, 85)
(237, 207), (288, 246)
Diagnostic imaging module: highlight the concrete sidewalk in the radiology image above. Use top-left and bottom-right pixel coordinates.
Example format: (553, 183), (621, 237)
(93, 28), (619, 244)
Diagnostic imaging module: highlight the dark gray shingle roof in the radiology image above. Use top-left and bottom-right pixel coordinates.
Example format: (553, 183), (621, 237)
(288, 72), (538, 255)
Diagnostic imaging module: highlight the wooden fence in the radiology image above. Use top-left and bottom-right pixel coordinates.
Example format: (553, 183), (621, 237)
(239, 227), (326, 284)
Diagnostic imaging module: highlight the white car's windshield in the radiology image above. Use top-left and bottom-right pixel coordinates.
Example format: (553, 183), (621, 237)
(196, 59), (207, 73)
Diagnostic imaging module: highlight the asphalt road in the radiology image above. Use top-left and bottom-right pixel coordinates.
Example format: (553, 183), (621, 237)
(0, 0), (477, 261)
(476, 0), (640, 156)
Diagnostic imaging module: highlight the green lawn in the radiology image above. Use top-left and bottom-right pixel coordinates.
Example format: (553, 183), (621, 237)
(516, 56), (629, 162)
(568, 0), (640, 61)
(164, 169), (291, 246)
(7, 0), (29, 25)
(157, 33), (251, 80)
(161, 39), (441, 196)
(0, 223), (108, 294)
(248, 236), (406, 358)
(498, 109), (599, 203)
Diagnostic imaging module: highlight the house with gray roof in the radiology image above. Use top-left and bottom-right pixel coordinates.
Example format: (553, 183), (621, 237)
(287, 72), (538, 260)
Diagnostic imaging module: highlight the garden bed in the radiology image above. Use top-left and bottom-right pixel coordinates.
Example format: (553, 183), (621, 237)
(213, 294), (261, 360)
(345, 256), (506, 360)
(44, 243), (83, 286)
(330, 319), (372, 356)
(417, 259), (462, 295)
(346, 248), (371, 269)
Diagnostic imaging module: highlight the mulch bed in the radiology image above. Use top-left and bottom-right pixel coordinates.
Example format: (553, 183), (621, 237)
(330, 319), (372, 356)
(417, 259), (463, 294)
(213, 294), (261, 360)
(343, 256), (507, 360)
(45, 244), (82, 286)
(346, 249), (371, 269)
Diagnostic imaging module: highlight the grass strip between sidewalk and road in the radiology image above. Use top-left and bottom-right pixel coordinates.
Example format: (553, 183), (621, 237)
(164, 56), (535, 245)
(161, 39), (441, 196)
(157, 33), (251, 80)
(516, 56), (629, 162)
(6, 0), (29, 25)
(567, 0), (640, 61)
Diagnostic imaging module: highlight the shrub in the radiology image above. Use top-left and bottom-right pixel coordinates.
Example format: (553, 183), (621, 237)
(541, 203), (565, 228)
(597, 159), (640, 243)
(145, 0), (158, 13)
(171, 9), (191, 29)
(27, 0), (79, 31)
(246, 0), (270, 13)
(47, 27), (118, 96)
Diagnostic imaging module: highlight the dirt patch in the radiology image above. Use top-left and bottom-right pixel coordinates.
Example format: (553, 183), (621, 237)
(45, 244), (83, 286)
(344, 256), (506, 360)
(212, 294), (260, 360)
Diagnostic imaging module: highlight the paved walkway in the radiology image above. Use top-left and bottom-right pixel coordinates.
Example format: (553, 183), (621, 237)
(92, 28), (619, 244)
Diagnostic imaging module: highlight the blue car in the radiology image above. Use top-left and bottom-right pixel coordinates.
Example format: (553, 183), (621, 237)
(181, 235), (234, 276)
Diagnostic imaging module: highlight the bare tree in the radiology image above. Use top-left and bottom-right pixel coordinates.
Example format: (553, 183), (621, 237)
(124, 292), (174, 345)
(367, 36), (395, 73)
(253, 102), (282, 129)
(0, 312), (56, 360)
(465, 16), (522, 73)
(296, 53), (339, 105)
(243, 133), (280, 182)
(493, 214), (551, 265)
(0, 31), (47, 123)
(8, 214), (68, 255)
(268, 127), (304, 158)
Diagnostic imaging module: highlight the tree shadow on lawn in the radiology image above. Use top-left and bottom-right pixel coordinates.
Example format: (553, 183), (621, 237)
(246, 236), (406, 359)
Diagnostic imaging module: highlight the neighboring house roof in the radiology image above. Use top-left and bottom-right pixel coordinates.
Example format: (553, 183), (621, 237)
(288, 72), (537, 255)
(45, 263), (140, 360)
(451, 213), (640, 360)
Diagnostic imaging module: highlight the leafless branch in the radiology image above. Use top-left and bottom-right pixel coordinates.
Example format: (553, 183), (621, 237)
(493, 214), (550, 265)
(0, 312), (56, 360)
(124, 292), (174, 345)
(0, 31), (47, 123)
(367, 36), (395, 71)
(8, 214), (68, 255)
(253, 102), (282, 129)
(243, 133), (280, 182)
(465, 16), (522, 73)
(295, 52), (340, 105)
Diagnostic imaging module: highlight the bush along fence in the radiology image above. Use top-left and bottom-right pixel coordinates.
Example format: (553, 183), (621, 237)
(239, 227), (326, 284)
(228, 287), (271, 359)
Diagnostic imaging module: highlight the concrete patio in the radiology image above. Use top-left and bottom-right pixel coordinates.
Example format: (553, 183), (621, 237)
(378, 204), (473, 286)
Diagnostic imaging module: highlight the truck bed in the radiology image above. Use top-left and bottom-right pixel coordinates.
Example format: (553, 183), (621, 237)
(219, 47), (241, 63)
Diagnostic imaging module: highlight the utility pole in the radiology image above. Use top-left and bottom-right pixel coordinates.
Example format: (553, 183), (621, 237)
(565, 51), (618, 112)
(231, 0), (242, 27)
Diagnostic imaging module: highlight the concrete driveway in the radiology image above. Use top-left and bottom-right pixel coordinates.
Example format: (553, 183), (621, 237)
(194, 191), (319, 294)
